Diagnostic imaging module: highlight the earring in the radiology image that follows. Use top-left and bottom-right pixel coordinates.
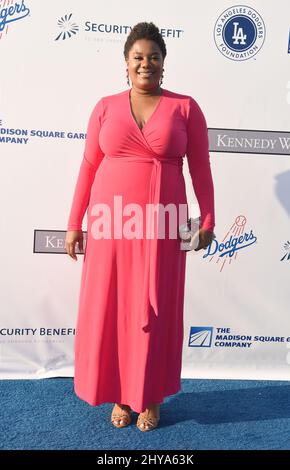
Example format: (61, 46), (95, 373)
(126, 69), (130, 87)
(159, 68), (164, 86)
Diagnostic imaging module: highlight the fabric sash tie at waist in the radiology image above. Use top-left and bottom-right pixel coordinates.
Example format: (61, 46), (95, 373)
(105, 154), (182, 329)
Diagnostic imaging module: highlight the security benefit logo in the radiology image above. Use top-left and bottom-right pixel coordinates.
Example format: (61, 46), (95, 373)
(54, 13), (79, 41)
(214, 5), (266, 61)
(281, 241), (290, 262)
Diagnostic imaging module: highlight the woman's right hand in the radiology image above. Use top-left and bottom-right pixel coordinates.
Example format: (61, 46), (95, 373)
(65, 230), (84, 261)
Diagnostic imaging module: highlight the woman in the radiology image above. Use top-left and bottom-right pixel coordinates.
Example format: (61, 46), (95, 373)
(65, 22), (215, 432)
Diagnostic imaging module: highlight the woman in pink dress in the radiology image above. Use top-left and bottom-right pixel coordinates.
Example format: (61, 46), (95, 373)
(65, 22), (215, 432)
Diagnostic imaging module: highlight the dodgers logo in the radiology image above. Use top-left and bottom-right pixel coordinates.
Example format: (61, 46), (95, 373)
(203, 215), (257, 272)
(0, 0), (30, 34)
(214, 5), (266, 61)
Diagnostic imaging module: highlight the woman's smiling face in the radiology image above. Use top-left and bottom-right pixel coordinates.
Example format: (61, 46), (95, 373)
(126, 39), (164, 91)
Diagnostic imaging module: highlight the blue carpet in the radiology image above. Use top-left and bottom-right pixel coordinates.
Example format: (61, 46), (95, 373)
(1, 378), (290, 450)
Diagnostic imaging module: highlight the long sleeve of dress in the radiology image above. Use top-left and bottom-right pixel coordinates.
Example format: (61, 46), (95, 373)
(186, 97), (215, 231)
(67, 99), (105, 231)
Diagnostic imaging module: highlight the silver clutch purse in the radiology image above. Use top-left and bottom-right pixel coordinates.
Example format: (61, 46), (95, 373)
(178, 217), (201, 251)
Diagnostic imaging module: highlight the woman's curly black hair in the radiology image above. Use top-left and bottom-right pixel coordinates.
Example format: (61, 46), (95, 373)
(123, 22), (167, 60)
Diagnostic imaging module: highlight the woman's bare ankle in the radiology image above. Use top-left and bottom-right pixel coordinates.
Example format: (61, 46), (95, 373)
(115, 403), (131, 410)
(141, 403), (160, 414)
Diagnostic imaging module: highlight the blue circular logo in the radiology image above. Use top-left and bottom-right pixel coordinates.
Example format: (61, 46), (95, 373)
(214, 5), (266, 61)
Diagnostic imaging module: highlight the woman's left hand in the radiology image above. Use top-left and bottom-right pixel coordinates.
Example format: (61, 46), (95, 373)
(194, 228), (215, 251)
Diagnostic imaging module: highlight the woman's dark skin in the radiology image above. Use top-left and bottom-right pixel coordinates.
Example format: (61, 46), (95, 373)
(65, 39), (214, 261)
(65, 38), (215, 429)
(126, 39), (214, 253)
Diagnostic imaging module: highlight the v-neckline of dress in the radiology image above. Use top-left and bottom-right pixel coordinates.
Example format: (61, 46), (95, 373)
(128, 88), (164, 134)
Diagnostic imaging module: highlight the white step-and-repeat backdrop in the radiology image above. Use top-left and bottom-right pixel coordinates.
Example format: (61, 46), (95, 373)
(0, 0), (289, 379)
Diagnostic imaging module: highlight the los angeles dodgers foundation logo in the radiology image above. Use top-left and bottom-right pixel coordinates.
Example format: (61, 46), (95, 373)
(214, 5), (266, 61)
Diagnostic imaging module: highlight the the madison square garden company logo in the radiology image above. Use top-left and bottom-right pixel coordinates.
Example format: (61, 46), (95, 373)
(188, 327), (290, 350)
(214, 5), (266, 60)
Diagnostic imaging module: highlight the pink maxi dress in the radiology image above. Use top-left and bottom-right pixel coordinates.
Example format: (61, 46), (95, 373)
(67, 87), (215, 413)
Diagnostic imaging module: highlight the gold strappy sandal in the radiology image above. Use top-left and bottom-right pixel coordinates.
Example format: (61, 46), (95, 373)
(111, 404), (132, 428)
(136, 404), (160, 432)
